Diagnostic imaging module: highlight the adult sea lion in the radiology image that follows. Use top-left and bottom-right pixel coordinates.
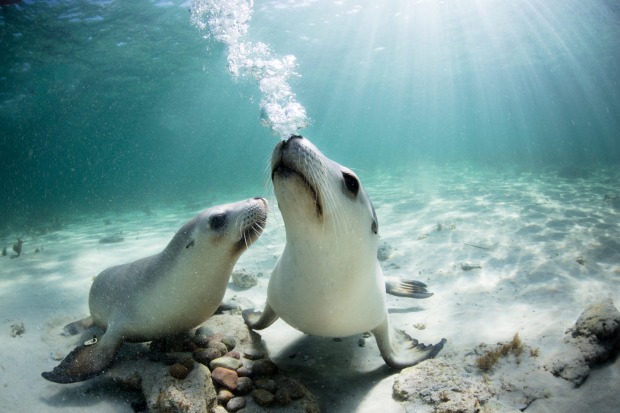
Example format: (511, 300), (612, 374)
(244, 136), (445, 368)
(43, 197), (268, 383)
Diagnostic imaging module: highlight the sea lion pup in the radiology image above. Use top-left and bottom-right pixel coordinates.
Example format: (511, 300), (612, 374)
(243, 136), (445, 368)
(42, 197), (268, 383)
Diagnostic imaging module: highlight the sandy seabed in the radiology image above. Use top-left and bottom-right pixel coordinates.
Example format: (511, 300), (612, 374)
(1, 164), (619, 412)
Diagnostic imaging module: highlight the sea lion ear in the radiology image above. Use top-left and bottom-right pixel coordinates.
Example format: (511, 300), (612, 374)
(342, 171), (360, 197)
(370, 202), (379, 235)
(185, 239), (195, 249)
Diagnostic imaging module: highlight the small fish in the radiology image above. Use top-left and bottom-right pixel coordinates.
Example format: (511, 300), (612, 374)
(460, 263), (482, 271)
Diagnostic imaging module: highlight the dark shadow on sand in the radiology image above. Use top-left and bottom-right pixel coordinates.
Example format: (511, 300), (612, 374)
(269, 334), (398, 412)
(40, 377), (141, 411)
(388, 306), (427, 314)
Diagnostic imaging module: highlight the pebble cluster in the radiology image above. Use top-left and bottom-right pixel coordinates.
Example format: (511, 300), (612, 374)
(149, 326), (305, 412)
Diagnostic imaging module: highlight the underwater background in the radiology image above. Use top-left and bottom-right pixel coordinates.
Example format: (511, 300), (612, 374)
(1, 0), (619, 233)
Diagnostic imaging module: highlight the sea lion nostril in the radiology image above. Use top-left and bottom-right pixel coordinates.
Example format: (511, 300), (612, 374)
(282, 134), (303, 149)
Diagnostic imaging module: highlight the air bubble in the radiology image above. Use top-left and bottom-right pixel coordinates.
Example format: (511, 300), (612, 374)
(191, 0), (308, 139)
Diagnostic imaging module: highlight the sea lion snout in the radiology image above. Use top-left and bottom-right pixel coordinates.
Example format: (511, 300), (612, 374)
(271, 134), (319, 173)
(233, 197), (268, 252)
(279, 134), (303, 150)
(271, 136), (324, 218)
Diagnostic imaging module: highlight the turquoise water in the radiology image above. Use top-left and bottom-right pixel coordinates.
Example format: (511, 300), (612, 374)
(1, 0), (619, 232)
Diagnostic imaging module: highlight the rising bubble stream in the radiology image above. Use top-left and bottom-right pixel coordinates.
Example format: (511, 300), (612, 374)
(190, 0), (308, 139)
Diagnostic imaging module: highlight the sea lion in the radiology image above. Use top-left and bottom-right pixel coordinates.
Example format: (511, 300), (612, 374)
(243, 136), (445, 368)
(42, 197), (268, 383)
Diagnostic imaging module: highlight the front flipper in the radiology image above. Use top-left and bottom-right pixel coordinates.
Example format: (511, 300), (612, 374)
(62, 316), (95, 336)
(42, 330), (122, 383)
(372, 316), (446, 369)
(385, 276), (434, 299)
(242, 303), (279, 330)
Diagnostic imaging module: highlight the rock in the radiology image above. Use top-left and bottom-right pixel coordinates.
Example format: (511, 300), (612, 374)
(275, 387), (292, 405)
(237, 366), (252, 377)
(236, 376), (254, 395)
(221, 335), (237, 351)
(104, 314), (319, 412)
(573, 298), (620, 340)
(193, 335), (211, 348)
(210, 356), (243, 371)
(10, 322), (25, 337)
(208, 340), (229, 355)
(547, 299), (620, 387)
(179, 357), (194, 370)
(226, 396), (246, 412)
(243, 348), (265, 360)
(225, 351), (241, 360)
(193, 348), (221, 365)
(169, 363), (190, 380)
(252, 389), (275, 406)
(218, 389), (234, 404)
(212, 367), (239, 391)
(394, 358), (493, 412)
(108, 361), (216, 413)
(278, 378), (305, 400)
(250, 359), (278, 377)
(232, 268), (258, 288)
(194, 326), (215, 337)
(12, 239), (22, 257)
(254, 378), (277, 393)
(548, 349), (590, 386)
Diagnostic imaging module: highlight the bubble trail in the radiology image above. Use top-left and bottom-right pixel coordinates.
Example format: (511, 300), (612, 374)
(190, 0), (308, 139)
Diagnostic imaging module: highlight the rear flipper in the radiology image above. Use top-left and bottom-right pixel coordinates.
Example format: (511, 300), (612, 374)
(62, 316), (95, 336)
(385, 277), (434, 299)
(372, 316), (446, 369)
(42, 330), (122, 383)
(242, 303), (280, 330)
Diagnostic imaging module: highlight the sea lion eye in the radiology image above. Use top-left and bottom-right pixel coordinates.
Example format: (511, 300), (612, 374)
(342, 172), (359, 196)
(209, 213), (226, 230)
